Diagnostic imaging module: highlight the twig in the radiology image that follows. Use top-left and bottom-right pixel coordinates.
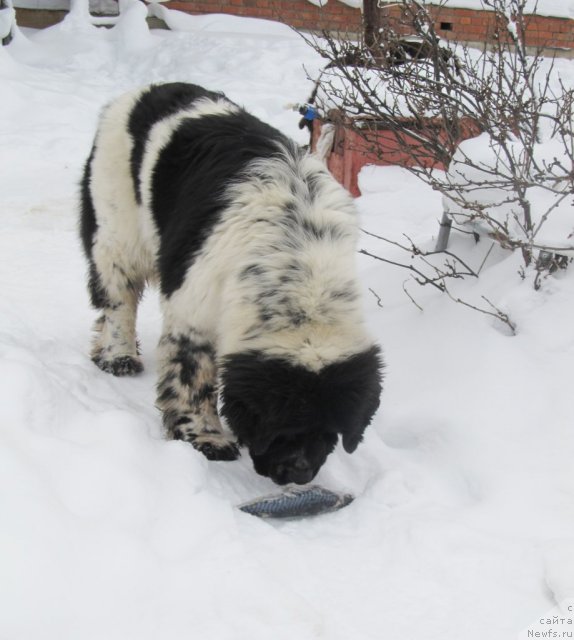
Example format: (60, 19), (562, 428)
(444, 289), (516, 334)
(368, 287), (384, 308)
(402, 280), (424, 311)
(477, 242), (496, 274)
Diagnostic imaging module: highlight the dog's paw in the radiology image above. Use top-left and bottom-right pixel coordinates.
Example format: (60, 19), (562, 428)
(190, 434), (241, 461)
(92, 353), (144, 377)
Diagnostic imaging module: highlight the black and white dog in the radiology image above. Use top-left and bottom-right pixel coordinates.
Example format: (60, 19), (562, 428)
(80, 83), (382, 486)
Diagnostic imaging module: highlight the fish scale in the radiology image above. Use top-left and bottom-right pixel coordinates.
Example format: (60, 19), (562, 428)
(238, 485), (354, 519)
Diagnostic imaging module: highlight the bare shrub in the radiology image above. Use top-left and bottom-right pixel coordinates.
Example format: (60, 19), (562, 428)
(303, 0), (574, 328)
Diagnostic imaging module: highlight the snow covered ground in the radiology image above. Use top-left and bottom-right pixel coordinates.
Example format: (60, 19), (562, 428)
(1, 8), (574, 640)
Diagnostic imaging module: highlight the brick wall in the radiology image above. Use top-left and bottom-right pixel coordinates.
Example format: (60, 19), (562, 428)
(379, 3), (574, 51)
(164, 0), (362, 32)
(162, 0), (573, 52)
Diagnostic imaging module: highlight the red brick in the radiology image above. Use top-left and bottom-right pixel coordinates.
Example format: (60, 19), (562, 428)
(158, 1), (573, 50)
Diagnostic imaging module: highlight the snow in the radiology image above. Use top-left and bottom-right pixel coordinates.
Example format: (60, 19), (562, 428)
(0, 5), (15, 39)
(148, 5), (298, 39)
(376, 0), (574, 20)
(313, 61), (464, 119)
(305, 0), (363, 7)
(13, 0), (118, 14)
(305, 0), (574, 18)
(444, 131), (574, 251)
(1, 5), (574, 639)
(303, 0), (574, 20)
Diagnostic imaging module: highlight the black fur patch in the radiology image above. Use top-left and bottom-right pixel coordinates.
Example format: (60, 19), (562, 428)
(167, 335), (213, 386)
(79, 145), (97, 260)
(220, 346), (383, 484)
(149, 106), (292, 297)
(92, 352), (143, 377)
(128, 83), (225, 204)
(123, 82), (296, 298)
(86, 261), (110, 309)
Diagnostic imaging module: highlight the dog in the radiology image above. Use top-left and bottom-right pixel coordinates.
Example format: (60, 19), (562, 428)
(79, 82), (382, 485)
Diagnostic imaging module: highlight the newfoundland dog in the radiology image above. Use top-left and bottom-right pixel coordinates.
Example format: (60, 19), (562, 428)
(80, 83), (382, 485)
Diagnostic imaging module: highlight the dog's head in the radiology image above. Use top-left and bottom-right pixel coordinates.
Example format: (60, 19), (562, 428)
(220, 346), (382, 485)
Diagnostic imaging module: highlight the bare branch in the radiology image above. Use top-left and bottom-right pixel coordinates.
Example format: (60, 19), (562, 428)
(306, 0), (573, 273)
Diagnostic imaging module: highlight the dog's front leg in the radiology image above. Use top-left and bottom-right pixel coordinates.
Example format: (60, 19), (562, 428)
(156, 330), (240, 461)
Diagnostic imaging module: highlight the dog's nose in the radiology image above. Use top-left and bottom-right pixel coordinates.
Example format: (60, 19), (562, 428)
(287, 467), (315, 485)
(274, 458), (315, 486)
(285, 458), (315, 485)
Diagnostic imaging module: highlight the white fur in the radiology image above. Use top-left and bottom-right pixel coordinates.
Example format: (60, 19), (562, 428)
(90, 87), (156, 291)
(88, 94), (373, 373)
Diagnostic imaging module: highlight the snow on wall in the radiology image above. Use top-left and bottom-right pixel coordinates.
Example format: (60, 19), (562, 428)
(376, 0), (574, 20)
(13, 0), (118, 14)
(306, 0), (362, 7)
(13, 0), (68, 10)
(303, 0), (574, 20)
(0, 6), (16, 38)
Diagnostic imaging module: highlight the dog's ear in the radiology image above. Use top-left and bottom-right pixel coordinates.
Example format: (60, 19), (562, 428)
(343, 429), (364, 453)
(339, 388), (381, 453)
(321, 345), (383, 454)
(220, 350), (296, 449)
(341, 427), (364, 454)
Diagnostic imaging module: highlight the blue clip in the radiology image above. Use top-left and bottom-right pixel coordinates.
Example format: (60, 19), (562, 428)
(303, 105), (317, 121)
(298, 104), (317, 121)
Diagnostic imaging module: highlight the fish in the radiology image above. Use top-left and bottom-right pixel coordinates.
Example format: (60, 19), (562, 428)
(238, 484), (354, 519)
